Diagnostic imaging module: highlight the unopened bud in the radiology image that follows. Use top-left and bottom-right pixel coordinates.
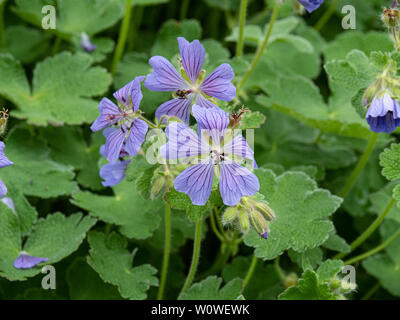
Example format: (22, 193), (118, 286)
(150, 175), (165, 199)
(238, 210), (250, 233)
(255, 201), (276, 221)
(0, 108), (9, 134)
(382, 7), (400, 28)
(283, 272), (298, 289)
(222, 207), (238, 224)
(249, 210), (269, 238)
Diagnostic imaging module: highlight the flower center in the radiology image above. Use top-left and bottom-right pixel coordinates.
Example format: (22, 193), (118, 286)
(210, 150), (224, 165)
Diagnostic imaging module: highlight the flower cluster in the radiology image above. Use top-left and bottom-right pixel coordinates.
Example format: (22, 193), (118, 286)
(91, 36), (264, 232)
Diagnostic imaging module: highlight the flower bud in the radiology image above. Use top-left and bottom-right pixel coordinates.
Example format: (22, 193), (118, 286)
(249, 210), (269, 239)
(283, 272), (298, 289)
(254, 201), (276, 221)
(0, 108), (9, 135)
(238, 210), (250, 233)
(222, 207), (238, 224)
(150, 175), (165, 199)
(382, 7), (400, 28)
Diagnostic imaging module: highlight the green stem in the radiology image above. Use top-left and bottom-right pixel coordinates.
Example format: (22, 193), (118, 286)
(314, 0), (339, 31)
(209, 209), (225, 242)
(0, 0), (6, 50)
(138, 115), (158, 128)
(180, 218), (203, 294)
(236, 0), (248, 58)
(111, 0), (132, 77)
(236, 3), (279, 95)
(127, 5), (143, 51)
(180, 0), (190, 20)
(157, 204), (171, 300)
(51, 35), (61, 56)
(274, 255), (285, 282)
(344, 228), (400, 265)
(362, 282), (380, 300)
(242, 254), (257, 291)
(197, 243), (230, 280)
(338, 132), (379, 199)
(335, 198), (396, 260)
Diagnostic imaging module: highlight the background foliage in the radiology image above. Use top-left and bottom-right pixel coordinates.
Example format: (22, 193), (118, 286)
(0, 0), (399, 300)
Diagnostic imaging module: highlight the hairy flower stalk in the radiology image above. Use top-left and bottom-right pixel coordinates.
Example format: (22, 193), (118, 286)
(145, 37), (236, 124)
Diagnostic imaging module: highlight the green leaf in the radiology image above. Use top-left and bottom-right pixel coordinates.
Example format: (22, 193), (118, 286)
(380, 143), (400, 181)
(5, 26), (49, 64)
(151, 19), (202, 60)
(0, 52), (111, 125)
(323, 231), (351, 253)
(323, 31), (392, 62)
(71, 180), (162, 239)
(369, 182), (400, 223)
(178, 276), (242, 300)
(288, 247), (323, 270)
(324, 50), (377, 93)
(87, 231), (158, 300)
(362, 221), (400, 297)
(0, 127), (78, 198)
(254, 109), (357, 171)
(239, 111), (266, 129)
(43, 126), (103, 190)
(0, 211), (96, 281)
(13, 0), (125, 36)
(164, 188), (207, 221)
(244, 170), (341, 260)
(222, 256), (283, 300)
(66, 257), (122, 300)
(316, 259), (344, 282)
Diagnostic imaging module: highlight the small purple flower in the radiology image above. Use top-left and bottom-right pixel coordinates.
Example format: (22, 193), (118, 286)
(160, 105), (259, 206)
(366, 93), (400, 133)
(99, 160), (130, 187)
(81, 33), (97, 52)
(0, 141), (13, 197)
(91, 76), (148, 163)
(144, 37), (236, 124)
(13, 252), (48, 269)
(298, 0), (324, 13)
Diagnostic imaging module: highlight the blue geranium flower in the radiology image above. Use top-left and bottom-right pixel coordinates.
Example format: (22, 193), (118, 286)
(366, 92), (400, 133)
(144, 37), (236, 124)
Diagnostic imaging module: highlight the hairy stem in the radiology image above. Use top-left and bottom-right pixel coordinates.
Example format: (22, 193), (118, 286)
(314, 0), (339, 31)
(210, 209), (225, 242)
(344, 228), (400, 265)
(127, 5), (143, 51)
(180, 218), (203, 294)
(236, 2), (279, 94)
(335, 198), (396, 260)
(111, 0), (132, 77)
(242, 254), (258, 291)
(236, 0), (248, 58)
(157, 204), (172, 300)
(338, 132), (379, 199)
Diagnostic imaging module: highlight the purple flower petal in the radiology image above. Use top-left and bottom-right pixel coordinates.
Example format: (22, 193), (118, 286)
(178, 37), (205, 84)
(104, 127), (126, 163)
(260, 231), (268, 239)
(125, 119), (148, 157)
(298, 0), (324, 13)
(160, 121), (208, 160)
(223, 134), (254, 162)
(113, 76), (145, 111)
(195, 94), (220, 109)
(81, 33), (97, 52)
(13, 252), (48, 269)
(0, 141), (13, 168)
(155, 98), (192, 125)
(1, 197), (15, 212)
(174, 159), (214, 206)
(144, 56), (189, 92)
(200, 63), (236, 101)
(90, 98), (122, 132)
(0, 179), (7, 198)
(366, 93), (400, 133)
(100, 160), (130, 187)
(219, 162), (260, 206)
(192, 104), (230, 144)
